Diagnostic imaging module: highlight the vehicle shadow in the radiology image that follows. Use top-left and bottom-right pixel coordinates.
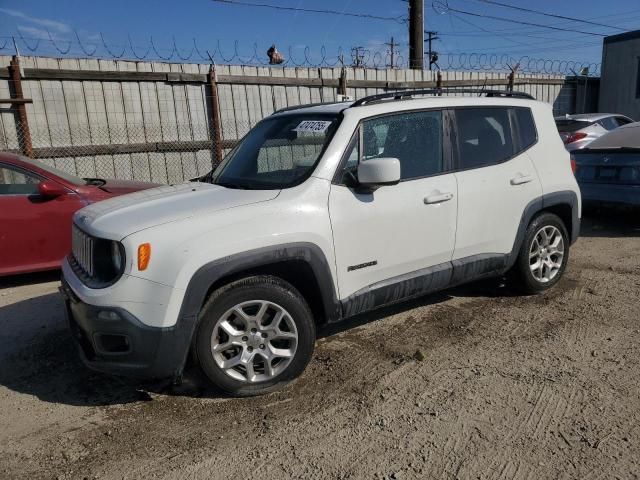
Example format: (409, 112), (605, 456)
(0, 270), (62, 288)
(0, 291), (147, 407)
(0, 277), (525, 406)
(580, 207), (640, 238)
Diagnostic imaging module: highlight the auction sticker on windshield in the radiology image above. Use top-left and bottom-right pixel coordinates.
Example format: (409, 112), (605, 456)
(293, 120), (332, 133)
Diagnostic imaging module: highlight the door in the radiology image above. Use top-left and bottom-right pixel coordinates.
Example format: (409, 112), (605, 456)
(452, 106), (542, 260)
(0, 164), (85, 275)
(329, 109), (458, 303)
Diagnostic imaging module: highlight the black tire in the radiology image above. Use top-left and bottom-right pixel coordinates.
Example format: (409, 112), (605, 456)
(512, 212), (570, 294)
(194, 275), (316, 397)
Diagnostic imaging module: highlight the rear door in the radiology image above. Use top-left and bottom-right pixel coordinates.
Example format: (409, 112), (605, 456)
(452, 107), (542, 261)
(0, 163), (85, 275)
(329, 109), (458, 303)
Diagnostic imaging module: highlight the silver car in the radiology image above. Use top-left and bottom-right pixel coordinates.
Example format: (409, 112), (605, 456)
(555, 113), (634, 151)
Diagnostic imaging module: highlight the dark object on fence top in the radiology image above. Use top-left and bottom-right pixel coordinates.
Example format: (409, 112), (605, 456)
(351, 88), (535, 107)
(267, 44), (284, 65)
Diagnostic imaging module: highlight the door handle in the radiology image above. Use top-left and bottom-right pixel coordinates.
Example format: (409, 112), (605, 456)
(510, 174), (533, 186)
(424, 192), (454, 204)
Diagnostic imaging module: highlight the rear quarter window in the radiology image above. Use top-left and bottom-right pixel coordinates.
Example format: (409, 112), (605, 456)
(515, 107), (537, 150)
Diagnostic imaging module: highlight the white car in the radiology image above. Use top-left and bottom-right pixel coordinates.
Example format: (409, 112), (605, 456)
(61, 89), (581, 396)
(555, 113), (634, 151)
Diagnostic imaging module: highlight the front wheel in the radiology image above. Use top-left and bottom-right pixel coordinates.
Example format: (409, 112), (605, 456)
(512, 212), (570, 294)
(194, 275), (316, 396)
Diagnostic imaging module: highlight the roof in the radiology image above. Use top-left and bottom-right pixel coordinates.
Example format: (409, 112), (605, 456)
(604, 29), (640, 45)
(273, 91), (539, 117)
(271, 102), (353, 116)
(586, 122), (640, 149)
(554, 113), (620, 122)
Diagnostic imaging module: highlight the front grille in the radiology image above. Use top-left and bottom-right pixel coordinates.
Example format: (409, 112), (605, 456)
(72, 224), (95, 277)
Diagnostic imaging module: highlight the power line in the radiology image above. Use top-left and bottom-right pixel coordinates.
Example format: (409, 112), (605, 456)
(446, 12), (530, 47)
(463, 0), (626, 31)
(210, 0), (407, 23)
(435, 11), (640, 38)
(433, 2), (610, 37)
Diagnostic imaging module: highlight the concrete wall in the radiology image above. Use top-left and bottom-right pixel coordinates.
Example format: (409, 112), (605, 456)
(1, 55), (578, 183)
(599, 31), (640, 120)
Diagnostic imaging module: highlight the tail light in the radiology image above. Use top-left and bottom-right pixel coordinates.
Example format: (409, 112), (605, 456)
(564, 132), (587, 145)
(570, 154), (577, 174)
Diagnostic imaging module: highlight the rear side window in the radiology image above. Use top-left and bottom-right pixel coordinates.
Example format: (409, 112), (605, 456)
(455, 107), (515, 169)
(599, 117), (618, 131)
(515, 107), (537, 150)
(615, 116), (633, 127)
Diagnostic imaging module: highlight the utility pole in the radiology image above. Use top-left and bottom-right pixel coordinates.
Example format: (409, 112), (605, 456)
(425, 31), (439, 71)
(351, 46), (365, 67)
(385, 36), (399, 69)
(409, 0), (424, 69)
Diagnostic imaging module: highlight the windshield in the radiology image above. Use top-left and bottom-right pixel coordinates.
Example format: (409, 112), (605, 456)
(208, 113), (340, 189)
(20, 156), (90, 186)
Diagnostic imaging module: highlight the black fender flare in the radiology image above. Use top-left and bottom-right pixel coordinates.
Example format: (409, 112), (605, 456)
(506, 190), (580, 270)
(169, 242), (341, 378)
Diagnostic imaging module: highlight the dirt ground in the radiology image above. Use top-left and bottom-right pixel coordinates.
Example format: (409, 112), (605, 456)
(1, 210), (639, 480)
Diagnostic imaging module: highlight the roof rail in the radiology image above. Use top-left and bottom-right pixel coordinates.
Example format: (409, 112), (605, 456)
(351, 88), (534, 107)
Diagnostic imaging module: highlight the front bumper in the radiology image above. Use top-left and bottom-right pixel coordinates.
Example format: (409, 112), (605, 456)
(60, 278), (191, 380)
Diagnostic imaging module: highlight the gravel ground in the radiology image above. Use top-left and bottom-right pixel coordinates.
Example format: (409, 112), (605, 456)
(1, 210), (639, 480)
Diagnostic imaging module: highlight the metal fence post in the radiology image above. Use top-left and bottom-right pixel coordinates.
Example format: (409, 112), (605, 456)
(208, 65), (223, 166)
(338, 67), (347, 97)
(8, 55), (33, 157)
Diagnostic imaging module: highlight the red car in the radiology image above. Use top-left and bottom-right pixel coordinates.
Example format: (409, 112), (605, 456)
(0, 153), (157, 276)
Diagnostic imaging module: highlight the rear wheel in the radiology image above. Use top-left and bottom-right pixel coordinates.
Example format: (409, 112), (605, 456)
(512, 212), (569, 294)
(194, 275), (315, 396)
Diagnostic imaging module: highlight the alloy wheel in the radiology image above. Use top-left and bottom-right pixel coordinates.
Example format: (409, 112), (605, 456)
(529, 225), (565, 283)
(210, 300), (298, 382)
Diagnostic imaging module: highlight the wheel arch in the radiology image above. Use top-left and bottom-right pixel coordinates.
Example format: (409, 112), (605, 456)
(179, 243), (341, 326)
(507, 190), (580, 270)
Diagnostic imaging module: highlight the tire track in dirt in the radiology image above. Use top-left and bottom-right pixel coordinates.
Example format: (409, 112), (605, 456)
(3, 228), (640, 479)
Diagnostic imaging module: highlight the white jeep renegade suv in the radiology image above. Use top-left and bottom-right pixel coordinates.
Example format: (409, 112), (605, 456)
(61, 89), (581, 396)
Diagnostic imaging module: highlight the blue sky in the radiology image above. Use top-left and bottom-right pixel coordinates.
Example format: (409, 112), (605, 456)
(1, 0), (638, 67)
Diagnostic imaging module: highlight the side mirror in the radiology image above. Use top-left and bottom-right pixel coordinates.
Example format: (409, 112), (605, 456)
(38, 180), (68, 197)
(356, 158), (401, 191)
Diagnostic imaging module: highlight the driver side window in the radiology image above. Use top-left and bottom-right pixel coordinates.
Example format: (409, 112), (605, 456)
(0, 165), (40, 195)
(340, 110), (444, 184)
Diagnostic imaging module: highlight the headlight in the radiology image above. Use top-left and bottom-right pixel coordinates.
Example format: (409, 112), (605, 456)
(111, 241), (123, 272)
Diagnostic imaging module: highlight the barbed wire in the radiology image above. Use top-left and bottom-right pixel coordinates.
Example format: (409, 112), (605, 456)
(0, 31), (600, 75)
(438, 53), (601, 75)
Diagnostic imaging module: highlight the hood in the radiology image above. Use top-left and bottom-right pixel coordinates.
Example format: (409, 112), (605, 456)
(74, 182), (280, 239)
(99, 179), (160, 194)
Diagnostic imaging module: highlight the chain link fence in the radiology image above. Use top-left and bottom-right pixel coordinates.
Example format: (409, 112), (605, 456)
(5, 120), (250, 184)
